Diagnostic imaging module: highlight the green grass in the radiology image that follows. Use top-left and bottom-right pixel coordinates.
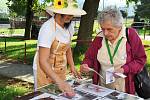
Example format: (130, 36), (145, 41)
(0, 75), (33, 100)
(142, 40), (150, 70)
(0, 86), (29, 100)
(0, 37), (37, 64)
(0, 28), (25, 35)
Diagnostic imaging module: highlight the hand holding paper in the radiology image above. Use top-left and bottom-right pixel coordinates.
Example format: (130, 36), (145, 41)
(114, 72), (126, 78)
(114, 68), (126, 78)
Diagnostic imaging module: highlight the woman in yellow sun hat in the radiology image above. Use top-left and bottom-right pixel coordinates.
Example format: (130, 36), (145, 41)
(33, 0), (86, 97)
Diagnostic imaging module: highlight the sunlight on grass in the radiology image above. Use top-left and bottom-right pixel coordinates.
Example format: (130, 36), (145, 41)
(0, 85), (30, 100)
(0, 28), (25, 35)
(0, 38), (37, 64)
(143, 40), (150, 69)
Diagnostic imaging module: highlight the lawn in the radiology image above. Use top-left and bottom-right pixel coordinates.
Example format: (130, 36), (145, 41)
(143, 40), (150, 71)
(0, 75), (33, 100)
(0, 28), (25, 35)
(0, 37), (37, 64)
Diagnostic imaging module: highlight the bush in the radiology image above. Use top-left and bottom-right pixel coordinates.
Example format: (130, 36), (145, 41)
(0, 18), (9, 24)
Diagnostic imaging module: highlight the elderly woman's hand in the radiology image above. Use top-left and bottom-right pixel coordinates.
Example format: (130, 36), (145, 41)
(114, 68), (124, 78)
(80, 64), (90, 73)
(115, 68), (124, 73)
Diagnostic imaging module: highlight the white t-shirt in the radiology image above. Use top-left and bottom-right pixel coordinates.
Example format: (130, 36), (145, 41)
(33, 17), (74, 70)
(38, 17), (74, 48)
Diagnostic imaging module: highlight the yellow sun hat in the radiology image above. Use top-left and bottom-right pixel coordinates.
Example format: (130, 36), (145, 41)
(46, 0), (86, 17)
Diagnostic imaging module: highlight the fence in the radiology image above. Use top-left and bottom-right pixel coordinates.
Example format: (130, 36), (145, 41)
(0, 35), (37, 64)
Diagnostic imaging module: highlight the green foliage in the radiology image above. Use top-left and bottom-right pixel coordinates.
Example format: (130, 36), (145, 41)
(0, 18), (9, 24)
(136, 0), (150, 19)
(6, 0), (27, 17)
(6, 0), (46, 17)
(45, 0), (54, 2)
(32, 0), (46, 14)
(126, 0), (140, 5)
(127, 0), (150, 20)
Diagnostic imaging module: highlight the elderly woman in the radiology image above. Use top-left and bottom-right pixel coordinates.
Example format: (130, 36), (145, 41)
(33, 0), (86, 97)
(80, 6), (146, 94)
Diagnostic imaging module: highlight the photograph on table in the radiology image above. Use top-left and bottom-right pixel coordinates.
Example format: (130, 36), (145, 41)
(105, 91), (143, 100)
(59, 90), (98, 100)
(75, 83), (115, 97)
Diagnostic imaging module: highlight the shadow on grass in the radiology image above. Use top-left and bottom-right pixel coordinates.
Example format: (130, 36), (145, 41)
(0, 75), (33, 100)
(0, 37), (37, 65)
(0, 37), (25, 42)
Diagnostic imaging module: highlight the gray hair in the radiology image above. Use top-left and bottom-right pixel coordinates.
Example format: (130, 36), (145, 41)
(98, 6), (123, 28)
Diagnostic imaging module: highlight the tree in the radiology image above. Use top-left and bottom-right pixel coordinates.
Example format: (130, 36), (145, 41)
(7, 0), (27, 17)
(74, 0), (100, 54)
(7, 0), (45, 39)
(135, 0), (150, 19)
(24, 0), (34, 39)
(127, 0), (150, 30)
(127, 0), (150, 19)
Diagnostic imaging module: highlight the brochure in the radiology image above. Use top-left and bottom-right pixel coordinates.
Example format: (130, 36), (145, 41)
(106, 67), (115, 84)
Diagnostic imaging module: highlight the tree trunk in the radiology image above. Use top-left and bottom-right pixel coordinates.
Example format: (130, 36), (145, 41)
(24, 0), (34, 40)
(74, 0), (100, 53)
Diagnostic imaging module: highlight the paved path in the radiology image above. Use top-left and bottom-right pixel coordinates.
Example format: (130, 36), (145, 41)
(0, 60), (34, 83)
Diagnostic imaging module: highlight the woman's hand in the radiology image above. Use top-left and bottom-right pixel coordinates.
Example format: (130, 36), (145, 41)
(115, 68), (124, 73)
(114, 68), (124, 78)
(57, 81), (75, 97)
(70, 66), (82, 79)
(80, 64), (90, 73)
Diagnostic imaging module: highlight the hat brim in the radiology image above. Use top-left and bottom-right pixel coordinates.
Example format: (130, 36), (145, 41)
(46, 6), (86, 17)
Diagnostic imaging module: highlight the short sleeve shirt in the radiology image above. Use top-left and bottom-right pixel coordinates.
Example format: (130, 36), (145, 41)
(37, 17), (74, 48)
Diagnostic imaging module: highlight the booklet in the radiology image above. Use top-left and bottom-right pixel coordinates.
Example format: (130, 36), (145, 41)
(105, 91), (143, 100)
(106, 67), (115, 84)
(106, 68), (127, 84)
(75, 83), (115, 97)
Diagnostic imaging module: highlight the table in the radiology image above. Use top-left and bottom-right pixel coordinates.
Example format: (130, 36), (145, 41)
(15, 79), (144, 100)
